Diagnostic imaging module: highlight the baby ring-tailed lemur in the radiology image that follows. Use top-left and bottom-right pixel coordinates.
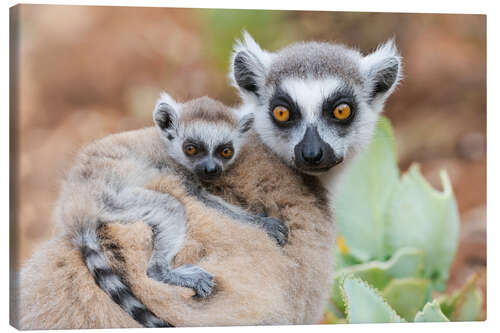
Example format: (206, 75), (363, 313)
(56, 94), (287, 327)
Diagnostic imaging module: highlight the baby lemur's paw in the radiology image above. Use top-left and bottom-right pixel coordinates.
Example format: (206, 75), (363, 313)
(146, 261), (170, 282)
(259, 216), (289, 247)
(169, 264), (215, 298)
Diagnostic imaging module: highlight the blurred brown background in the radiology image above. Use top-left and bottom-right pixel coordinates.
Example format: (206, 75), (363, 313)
(11, 4), (485, 307)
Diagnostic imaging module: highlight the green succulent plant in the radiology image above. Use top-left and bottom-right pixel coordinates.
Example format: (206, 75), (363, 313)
(324, 117), (483, 324)
(414, 300), (449, 322)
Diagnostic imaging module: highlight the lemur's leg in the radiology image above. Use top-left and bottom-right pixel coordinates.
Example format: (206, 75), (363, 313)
(101, 187), (214, 297)
(185, 182), (288, 247)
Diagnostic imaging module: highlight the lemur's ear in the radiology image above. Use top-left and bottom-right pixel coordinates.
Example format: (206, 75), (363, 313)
(230, 31), (273, 101)
(238, 112), (254, 134)
(362, 38), (402, 108)
(153, 92), (179, 132)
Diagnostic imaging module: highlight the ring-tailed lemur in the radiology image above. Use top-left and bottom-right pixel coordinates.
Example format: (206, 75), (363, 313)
(56, 94), (287, 327)
(132, 32), (400, 325)
(110, 33), (401, 325)
(231, 32), (401, 181)
(19, 34), (401, 329)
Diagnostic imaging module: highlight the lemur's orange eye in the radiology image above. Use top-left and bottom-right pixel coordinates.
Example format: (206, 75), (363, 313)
(273, 106), (290, 122)
(221, 147), (233, 159)
(184, 144), (197, 156)
(333, 103), (351, 121)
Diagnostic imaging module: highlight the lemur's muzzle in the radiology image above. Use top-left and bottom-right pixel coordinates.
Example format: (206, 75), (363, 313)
(195, 159), (222, 181)
(294, 126), (342, 172)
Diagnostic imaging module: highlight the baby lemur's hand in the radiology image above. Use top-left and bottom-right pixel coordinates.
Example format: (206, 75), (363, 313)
(256, 215), (289, 247)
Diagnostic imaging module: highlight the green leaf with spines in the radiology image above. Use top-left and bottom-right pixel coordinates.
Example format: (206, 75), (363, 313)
(382, 278), (430, 321)
(385, 166), (459, 290)
(440, 273), (483, 321)
(454, 288), (482, 321)
(414, 300), (449, 322)
(342, 276), (404, 323)
(331, 247), (424, 313)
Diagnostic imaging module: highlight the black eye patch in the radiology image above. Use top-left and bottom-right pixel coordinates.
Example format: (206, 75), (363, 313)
(214, 142), (234, 160)
(183, 139), (207, 157)
(321, 87), (358, 125)
(268, 88), (302, 128)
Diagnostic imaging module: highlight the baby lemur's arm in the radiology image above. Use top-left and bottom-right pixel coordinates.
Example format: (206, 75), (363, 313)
(183, 179), (288, 246)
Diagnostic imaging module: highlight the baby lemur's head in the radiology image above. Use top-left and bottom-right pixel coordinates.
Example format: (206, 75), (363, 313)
(230, 32), (402, 175)
(153, 93), (253, 181)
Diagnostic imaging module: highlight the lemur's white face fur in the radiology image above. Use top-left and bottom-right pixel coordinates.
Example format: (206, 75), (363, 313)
(153, 93), (253, 181)
(230, 32), (402, 175)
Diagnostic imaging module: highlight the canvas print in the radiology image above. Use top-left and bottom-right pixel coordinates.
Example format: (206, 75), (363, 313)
(9, 4), (486, 329)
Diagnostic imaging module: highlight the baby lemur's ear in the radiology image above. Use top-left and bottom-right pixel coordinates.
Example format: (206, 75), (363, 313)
(361, 38), (402, 108)
(230, 31), (273, 101)
(153, 92), (179, 132)
(238, 113), (254, 134)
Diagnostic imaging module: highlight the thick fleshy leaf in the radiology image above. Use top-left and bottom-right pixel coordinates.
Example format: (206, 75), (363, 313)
(342, 276), (404, 323)
(335, 117), (399, 261)
(454, 288), (483, 321)
(414, 300), (449, 322)
(386, 166), (459, 290)
(382, 278), (430, 321)
(384, 247), (424, 279)
(441, 273), (483, 321)
(331, 247), (424, 312)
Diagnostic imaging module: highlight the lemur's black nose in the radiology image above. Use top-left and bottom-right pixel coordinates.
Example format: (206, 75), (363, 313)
(299, 126), (325, 166)
(302, 148), (323, 165)
(294, 126), (338, 172)
(204, 165), (219, 175)
(197, 159), (222, 180)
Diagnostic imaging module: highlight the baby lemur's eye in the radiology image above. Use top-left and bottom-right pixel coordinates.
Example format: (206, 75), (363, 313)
(272, 106), (290, 123)
(221, 147), (233, 159)
(333, 103), (352, 121)
(183, 144), (198, 156)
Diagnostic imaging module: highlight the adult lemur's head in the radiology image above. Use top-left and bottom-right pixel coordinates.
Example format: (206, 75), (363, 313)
(230, 32), (402, 175)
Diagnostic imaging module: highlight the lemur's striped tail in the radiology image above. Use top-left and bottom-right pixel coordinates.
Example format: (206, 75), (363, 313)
(73, 224), (172, 328)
